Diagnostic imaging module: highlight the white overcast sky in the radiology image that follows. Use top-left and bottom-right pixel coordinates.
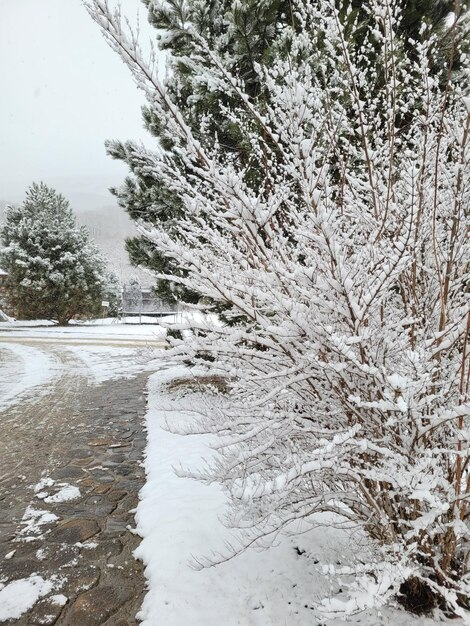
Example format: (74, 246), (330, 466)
(0, 0), (156, 208)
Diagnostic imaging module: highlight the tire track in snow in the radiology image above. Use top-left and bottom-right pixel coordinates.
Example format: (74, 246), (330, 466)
(0, 343), (61, 412)
(0, 347), (89, 536)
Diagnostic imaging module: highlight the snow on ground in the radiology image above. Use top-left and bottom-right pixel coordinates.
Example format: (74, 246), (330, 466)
(43, 484), (80, 504)
(0, 319), (56, 328)
(19, 506), (59, 541)
(0, 343), (59, 410)
(65, 345), (164, 384)
(1, 319), (462, 623)
(0, 311), (208, 342)
(32, 477), (80, 502)
(136, 367), (465, 626)
(0, 317), (175, 341)
(0, 310), (14, 323)
(0, 575), (58, 621)
(34, 477), (55, 494)
(0, 319), (171, 399)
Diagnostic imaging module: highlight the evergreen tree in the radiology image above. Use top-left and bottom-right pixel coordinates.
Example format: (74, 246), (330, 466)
(108, 0), (294, 304)
(103, 0), (467, 306)
(0, 182), (118, 325)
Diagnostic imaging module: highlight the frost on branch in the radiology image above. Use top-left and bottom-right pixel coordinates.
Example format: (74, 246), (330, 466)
(87, 0), (470, 617)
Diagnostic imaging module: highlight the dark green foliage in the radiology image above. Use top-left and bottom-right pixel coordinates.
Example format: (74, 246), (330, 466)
(109, 0), (295, 305)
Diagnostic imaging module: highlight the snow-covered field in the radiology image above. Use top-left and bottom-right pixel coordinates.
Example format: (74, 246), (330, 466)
(136, 368), (458, 626)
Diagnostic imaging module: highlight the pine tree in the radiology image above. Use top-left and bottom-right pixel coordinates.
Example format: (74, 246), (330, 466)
(0, 182), (118, 325)
(104, 0), (467, 306)
(107, 0), (294, 304)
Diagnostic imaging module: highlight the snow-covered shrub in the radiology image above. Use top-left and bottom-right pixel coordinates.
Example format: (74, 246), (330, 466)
(88, 0), (470, 616)
(0, 183), (118, 324)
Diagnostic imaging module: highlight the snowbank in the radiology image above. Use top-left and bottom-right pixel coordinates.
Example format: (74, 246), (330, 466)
(135, 368), (449, 626)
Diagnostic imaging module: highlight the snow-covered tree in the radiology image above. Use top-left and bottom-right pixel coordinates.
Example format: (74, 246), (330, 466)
(0, 183), (118, 325)
(87, 0), (470, 617)
(106, 0), (468, 306)
(108, 0), (296, 305)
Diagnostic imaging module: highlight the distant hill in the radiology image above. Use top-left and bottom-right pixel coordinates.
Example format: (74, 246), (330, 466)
(76, 204), (154, 286)
(0, 200), (153, 287)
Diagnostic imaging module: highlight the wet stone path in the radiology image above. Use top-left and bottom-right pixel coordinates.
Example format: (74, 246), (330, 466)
(0, 364), (149, 625)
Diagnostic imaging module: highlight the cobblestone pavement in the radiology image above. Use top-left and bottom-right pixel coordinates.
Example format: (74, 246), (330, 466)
(0, 343), (152, 625)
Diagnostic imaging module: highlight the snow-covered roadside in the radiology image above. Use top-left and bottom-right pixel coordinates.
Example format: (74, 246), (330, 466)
(135, 369), (451, 626)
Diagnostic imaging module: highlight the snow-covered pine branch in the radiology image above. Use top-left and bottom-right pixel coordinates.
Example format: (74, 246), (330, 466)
(88, 0), (470, 617)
